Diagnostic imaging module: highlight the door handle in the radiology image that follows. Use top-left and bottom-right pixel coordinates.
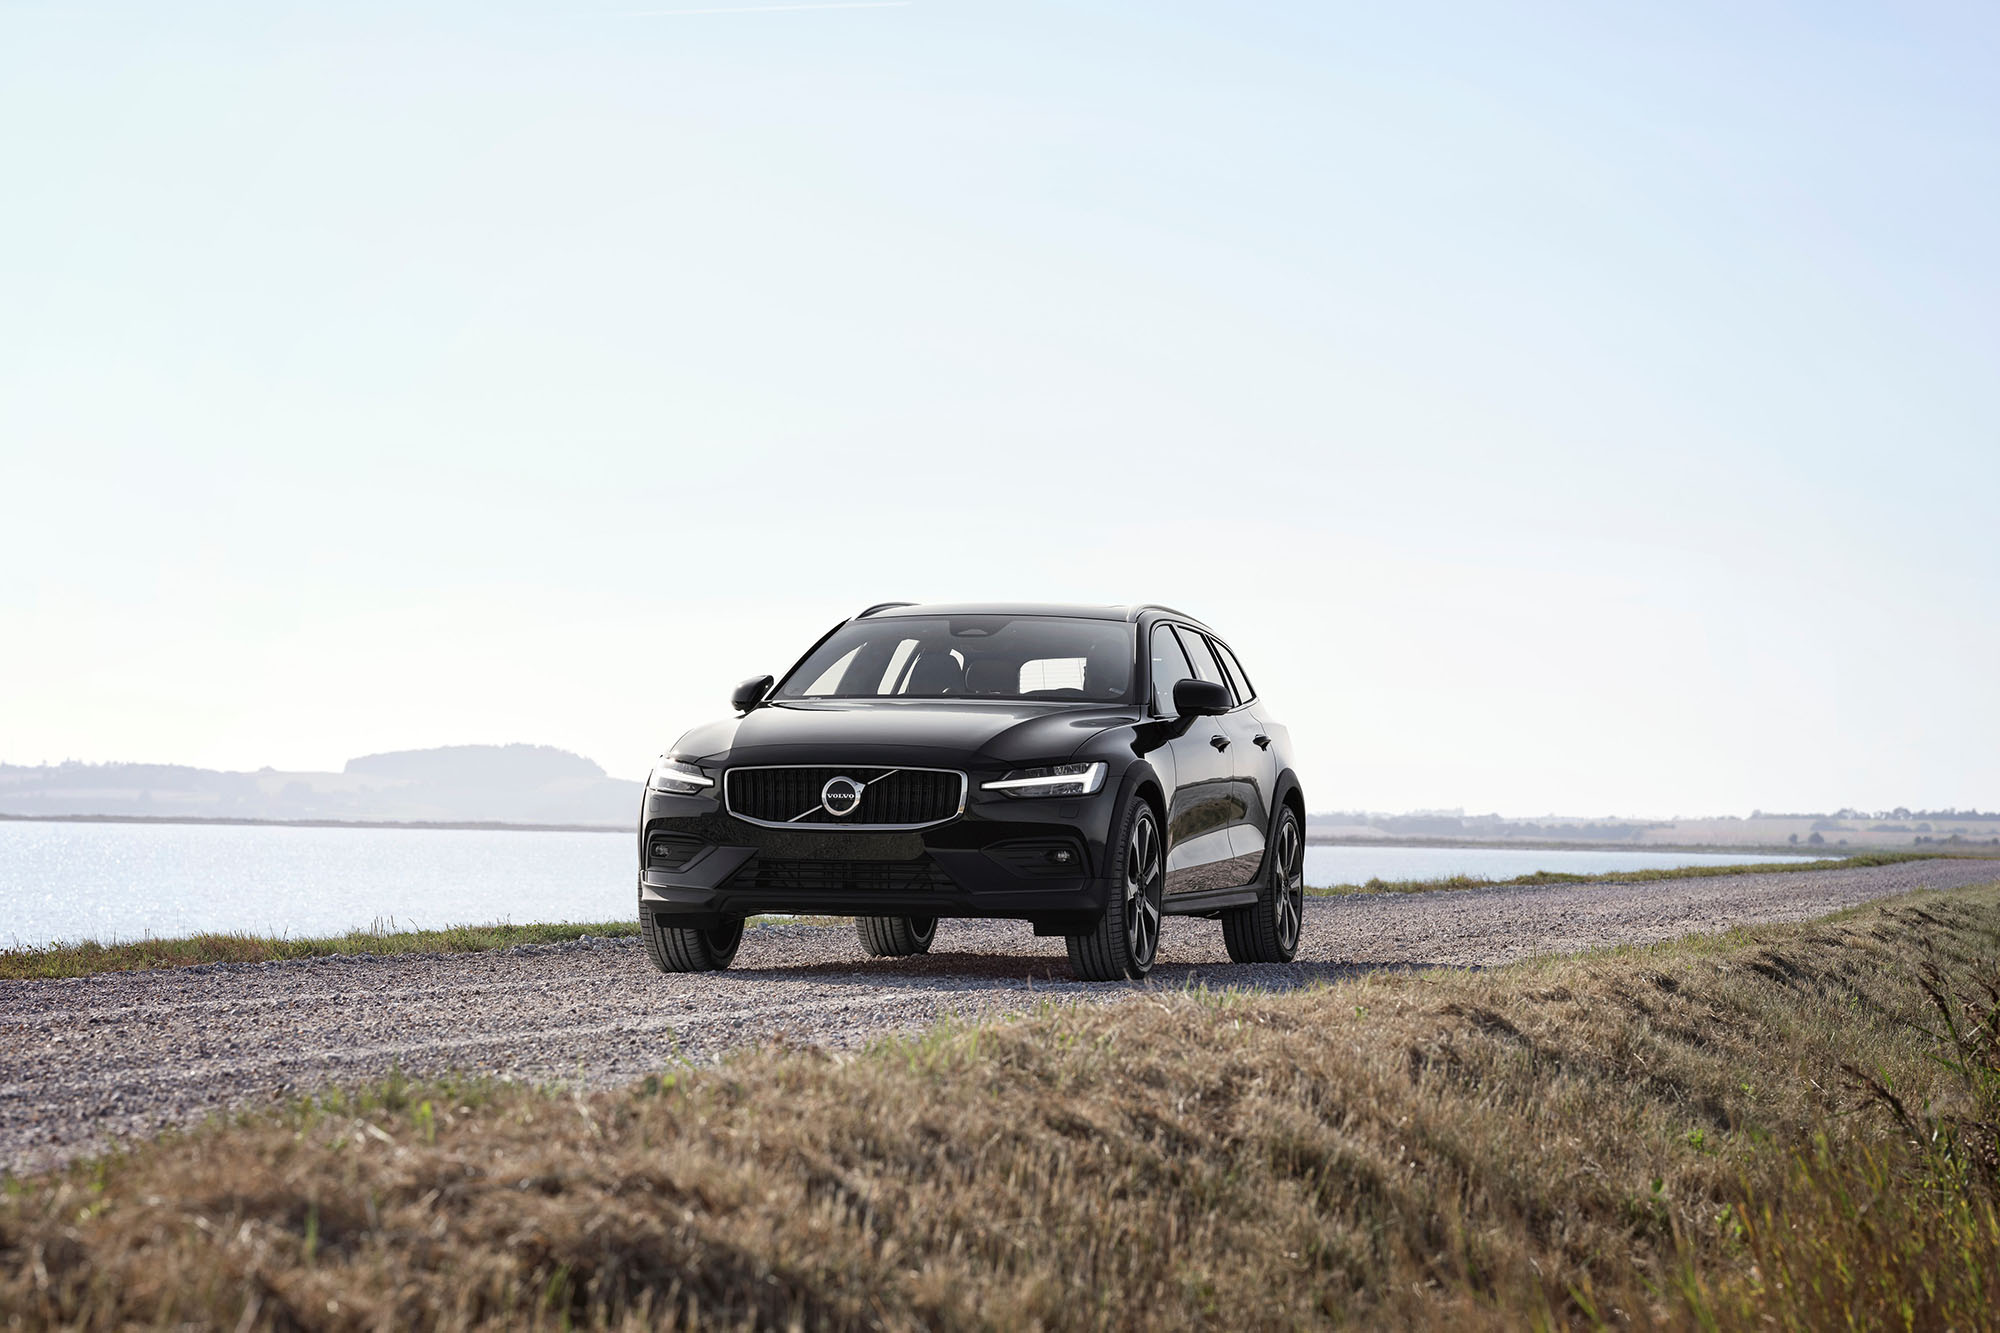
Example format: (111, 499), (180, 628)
(1253, 733), (1272, 749)
(1210, 734), (1229, 751)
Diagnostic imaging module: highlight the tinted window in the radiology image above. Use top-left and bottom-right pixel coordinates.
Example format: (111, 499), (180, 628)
(776, 616), (1135, 702)
(1208, 636), (1254, 703)
(800, 646), (861, 696)
(1019, 657), (1086, 692)
(876, 638), (920, 694)
(1175, 628), (1227, 689)
(1149, 624), (1195, 713)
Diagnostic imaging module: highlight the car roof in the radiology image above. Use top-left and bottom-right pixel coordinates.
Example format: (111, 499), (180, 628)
(855, 602), (1216, 632)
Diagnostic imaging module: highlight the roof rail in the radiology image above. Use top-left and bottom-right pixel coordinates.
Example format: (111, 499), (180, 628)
(1130, 603), (1198, 623)
(856, 601), (917, 618)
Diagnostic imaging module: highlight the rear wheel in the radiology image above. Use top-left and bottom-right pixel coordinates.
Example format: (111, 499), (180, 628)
(1222, 807), (1304, 964)
(856, 915), (936, 957)
(1066, 796), (1163, 981)
(641, 912), (744, 973)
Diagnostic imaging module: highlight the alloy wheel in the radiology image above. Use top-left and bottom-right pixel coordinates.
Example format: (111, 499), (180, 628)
(1273, 815), (1304, 952)
(1126, 809), (1163, 967)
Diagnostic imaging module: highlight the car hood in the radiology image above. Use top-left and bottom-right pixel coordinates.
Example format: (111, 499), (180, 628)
(671, 700), (1140, 770)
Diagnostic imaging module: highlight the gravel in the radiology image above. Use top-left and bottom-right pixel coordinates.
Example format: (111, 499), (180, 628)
(4, 857), (1994, 1175)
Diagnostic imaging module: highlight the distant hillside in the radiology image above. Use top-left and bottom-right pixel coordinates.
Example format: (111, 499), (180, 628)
(346, 744), (606, 786)
(0, 746), (641, 827)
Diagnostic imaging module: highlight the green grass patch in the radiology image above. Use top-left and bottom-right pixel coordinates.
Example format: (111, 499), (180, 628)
(0, 918), (640, 982)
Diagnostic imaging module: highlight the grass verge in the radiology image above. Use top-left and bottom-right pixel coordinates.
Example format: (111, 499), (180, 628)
(0, 919), (639, 982)
(1309, 848), (1949, 896)
(4, 882), (1998, 1329)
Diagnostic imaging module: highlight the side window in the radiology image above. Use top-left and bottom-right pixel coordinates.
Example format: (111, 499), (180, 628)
(1019, 657), (1087, 692)
(1149, 624), (1194, 714)
(1208, 636), (1254, 704)
(876, 639), (921, 694)
(1175, 628), (1228, 690)
(1208, 640), (1256, 700)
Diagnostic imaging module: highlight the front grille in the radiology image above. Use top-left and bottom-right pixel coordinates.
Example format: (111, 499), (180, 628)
(727, 858), (955, 894)
(725, 766), (965, 828)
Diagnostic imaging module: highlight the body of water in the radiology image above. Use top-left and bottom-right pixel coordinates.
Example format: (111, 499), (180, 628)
(1, 821), (637, 949)
(0, 820), (1812, 949)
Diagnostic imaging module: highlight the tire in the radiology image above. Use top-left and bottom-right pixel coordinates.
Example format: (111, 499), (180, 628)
(1223, 806), (1304, 964)
(641, 911), (744, 973)
(1066, 795), (1164, 981)
(856, 915), (937, 957)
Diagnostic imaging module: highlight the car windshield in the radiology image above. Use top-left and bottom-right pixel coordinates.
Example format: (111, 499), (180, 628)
(773, 615), (1137, 703)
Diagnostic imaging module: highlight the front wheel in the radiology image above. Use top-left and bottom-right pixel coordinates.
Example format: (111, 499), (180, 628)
(1222, 807), (1304, 964)
(641, 912), (744, 973)
(856, 915), (936, 957)
(1066, 796), (1164, 981)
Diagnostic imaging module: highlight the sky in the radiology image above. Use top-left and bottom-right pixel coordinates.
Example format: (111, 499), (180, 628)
(1, 0), (1995, 816)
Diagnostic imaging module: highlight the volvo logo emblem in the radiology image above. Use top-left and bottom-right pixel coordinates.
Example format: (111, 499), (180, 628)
(820, 775), (864, 817)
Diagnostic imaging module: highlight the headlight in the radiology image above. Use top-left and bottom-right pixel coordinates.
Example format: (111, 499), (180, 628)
(647, 758), (715, 795)
(981, 761), (1106, 798)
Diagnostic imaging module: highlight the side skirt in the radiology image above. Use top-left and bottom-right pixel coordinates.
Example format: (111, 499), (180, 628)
(1162, 884), (1259, 916)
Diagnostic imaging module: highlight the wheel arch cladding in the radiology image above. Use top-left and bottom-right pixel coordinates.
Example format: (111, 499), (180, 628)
(1124, 767), (1167, 831)
(1276, 770), (1306, 825)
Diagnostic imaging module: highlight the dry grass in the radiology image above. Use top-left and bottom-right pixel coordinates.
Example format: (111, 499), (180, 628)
(4, 884), (1998, 1331)
(0, 920), (639, 981)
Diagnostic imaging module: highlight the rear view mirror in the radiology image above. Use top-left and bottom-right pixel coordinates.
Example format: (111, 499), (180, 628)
(732, 675), (774, 714)
(1172, 678), (1232, 717)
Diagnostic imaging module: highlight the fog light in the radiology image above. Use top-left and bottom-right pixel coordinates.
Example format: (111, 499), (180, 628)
(1047, 849), (1074, 865)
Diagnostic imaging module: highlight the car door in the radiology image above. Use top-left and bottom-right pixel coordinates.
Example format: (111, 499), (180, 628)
(1207, 633), (1278, 881)
(1149, 624), (1235, 895)
(1172, 628), (1269, 888)
(1154, 624), (1256, 896)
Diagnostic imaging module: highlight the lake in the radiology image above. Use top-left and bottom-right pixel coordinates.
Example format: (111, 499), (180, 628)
(0, 820), (1814, 949)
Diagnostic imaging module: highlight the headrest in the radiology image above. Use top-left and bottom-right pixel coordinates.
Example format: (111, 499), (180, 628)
(964, 657), (1018, 695)
(906, 652), (964, 694)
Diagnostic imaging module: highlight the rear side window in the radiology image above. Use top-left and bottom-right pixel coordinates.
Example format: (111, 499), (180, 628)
(1149, 625), (1194, 712)
(877, 639), (921, 693)
(1019, 657), (1086, 692)
(1208, 636), (1255, 704)
(1175, 628), (1228, 690)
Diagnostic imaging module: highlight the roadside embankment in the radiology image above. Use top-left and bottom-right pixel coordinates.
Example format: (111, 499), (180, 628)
(4, 856), (1995, 1180)
(4, 880), (1997, 1328)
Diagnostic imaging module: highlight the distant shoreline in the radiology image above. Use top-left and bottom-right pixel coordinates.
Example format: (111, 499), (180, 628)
(0, 812), (629, 834)
(1306, 833), (1825, 856)
(1306, 833), (1998, 858)
(4, 814), (1991, 859)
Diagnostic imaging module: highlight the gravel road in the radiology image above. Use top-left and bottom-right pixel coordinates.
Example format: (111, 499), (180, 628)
(4, 857), (1994, 1175)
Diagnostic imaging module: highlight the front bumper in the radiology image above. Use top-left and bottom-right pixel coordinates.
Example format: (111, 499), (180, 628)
(637, 778), (1121, 931)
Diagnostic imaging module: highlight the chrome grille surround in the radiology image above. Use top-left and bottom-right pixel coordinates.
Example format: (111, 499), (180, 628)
(723, 765), (969, 831)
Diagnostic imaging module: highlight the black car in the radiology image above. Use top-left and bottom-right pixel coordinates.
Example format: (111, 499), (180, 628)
(637, 603), (1305, 981)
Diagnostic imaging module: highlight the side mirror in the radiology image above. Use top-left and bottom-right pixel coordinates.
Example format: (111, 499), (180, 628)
(1172, 678), (1232, 717)
(731, 675), (774, 714)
